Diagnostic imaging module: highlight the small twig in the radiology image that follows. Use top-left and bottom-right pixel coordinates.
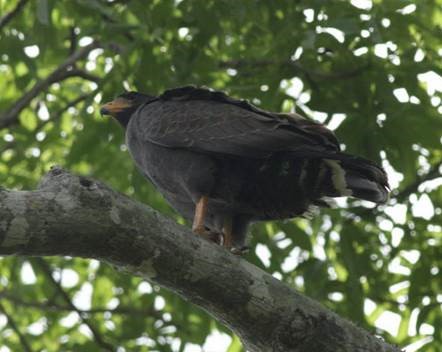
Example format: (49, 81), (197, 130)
(219, 59), (369, 81)
(0, 140), (16, 155)
(69, 26), (78, 55)
(0, 0), (29, 31)
(36, 89), (98, 131)
(291, 61), (369, 80)
(64, 68), (100, 83)
(98, 10), (135, 41)
(0, 90), (97, 155)
(349, 159), (442, 222)
(0, 302), (34, 352)
(0, 42), (101, 130)
(48, 90), (98, 123)
(104, 0), (132, 5)
(32, 258), (115, 352)
(0, 290), (155, 316)
(41, 89), (99, 130)
(394, 161), (442, 202)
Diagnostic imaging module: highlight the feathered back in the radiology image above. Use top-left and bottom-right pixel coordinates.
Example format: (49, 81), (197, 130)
(128, 86), (389, 203)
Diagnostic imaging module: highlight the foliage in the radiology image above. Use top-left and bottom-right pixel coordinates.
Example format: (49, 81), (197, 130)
(0, 0), (441, 351)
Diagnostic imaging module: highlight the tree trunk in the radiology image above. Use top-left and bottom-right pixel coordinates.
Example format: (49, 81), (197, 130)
(0, 167), (401, 352)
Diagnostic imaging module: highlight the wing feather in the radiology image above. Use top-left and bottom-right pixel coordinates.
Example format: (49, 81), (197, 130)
(130, 86), (340, 158)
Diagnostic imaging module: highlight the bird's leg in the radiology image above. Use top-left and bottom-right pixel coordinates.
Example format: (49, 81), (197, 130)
(222, 220), (249, 255)
(191, 196), (222, 244)
(192, 195), (209, 234)
(224, 216), (250, 255)
(222, 218), (233, 249)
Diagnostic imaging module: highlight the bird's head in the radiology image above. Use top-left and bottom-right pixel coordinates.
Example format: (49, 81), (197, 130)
(100, 91), (155, 127)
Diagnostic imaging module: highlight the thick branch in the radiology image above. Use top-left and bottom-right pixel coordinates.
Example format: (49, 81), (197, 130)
(0, 167), (401, 352)
(0, 42), (100, 129)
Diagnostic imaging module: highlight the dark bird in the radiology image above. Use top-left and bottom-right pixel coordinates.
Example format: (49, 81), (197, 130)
(101, 86), (389, 254)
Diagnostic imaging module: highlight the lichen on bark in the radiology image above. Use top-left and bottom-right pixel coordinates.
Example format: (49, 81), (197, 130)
(0, 167), (402, 352)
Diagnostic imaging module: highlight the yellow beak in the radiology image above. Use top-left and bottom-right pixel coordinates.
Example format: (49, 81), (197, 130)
(100, 97), (132, 116)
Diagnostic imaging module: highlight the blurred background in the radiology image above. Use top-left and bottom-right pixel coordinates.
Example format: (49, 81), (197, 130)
(0, 0), (441, 351)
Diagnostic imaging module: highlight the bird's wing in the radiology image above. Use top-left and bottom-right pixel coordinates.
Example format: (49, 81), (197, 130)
(131, 86), (340, 158)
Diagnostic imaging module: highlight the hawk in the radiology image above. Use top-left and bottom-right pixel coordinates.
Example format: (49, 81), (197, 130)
(101, 86), (389, 254)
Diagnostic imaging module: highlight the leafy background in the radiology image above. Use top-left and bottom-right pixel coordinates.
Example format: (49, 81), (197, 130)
(1, 0), (441, 351)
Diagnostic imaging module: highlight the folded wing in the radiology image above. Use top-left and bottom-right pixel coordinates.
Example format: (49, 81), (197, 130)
(130, 86), (389, 203)
(131, 86), (340, 158)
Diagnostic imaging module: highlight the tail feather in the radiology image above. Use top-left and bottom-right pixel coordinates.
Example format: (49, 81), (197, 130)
(344, 173), (389, 203)
(318, 154), (389, 203)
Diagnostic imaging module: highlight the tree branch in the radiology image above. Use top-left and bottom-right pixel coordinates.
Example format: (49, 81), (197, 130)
(0, 302), (34, 352)
(32, 258), (115, 351)
(0, 167), (402, 352)
(0, 42), (101, 130)
(36, 89), (99, 130)
(0, 0), (29, 31)
(0, 290), (156, 316)
(219, 59), (369, 80)
(0, 91), (96, 156)
(394, 161), (442, 202)
(0, 141), (15, 155)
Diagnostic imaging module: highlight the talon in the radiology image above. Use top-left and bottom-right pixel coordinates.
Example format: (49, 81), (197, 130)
(193, 226), (223, 245)
(230, 246), (250, 255)
(206, 231), (223, 245)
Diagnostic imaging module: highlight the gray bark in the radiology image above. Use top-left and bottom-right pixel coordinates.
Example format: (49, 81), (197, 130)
(0, 167), (401, 352)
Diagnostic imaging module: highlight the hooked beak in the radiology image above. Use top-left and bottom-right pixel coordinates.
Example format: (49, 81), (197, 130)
(100, 97), (133, 116)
